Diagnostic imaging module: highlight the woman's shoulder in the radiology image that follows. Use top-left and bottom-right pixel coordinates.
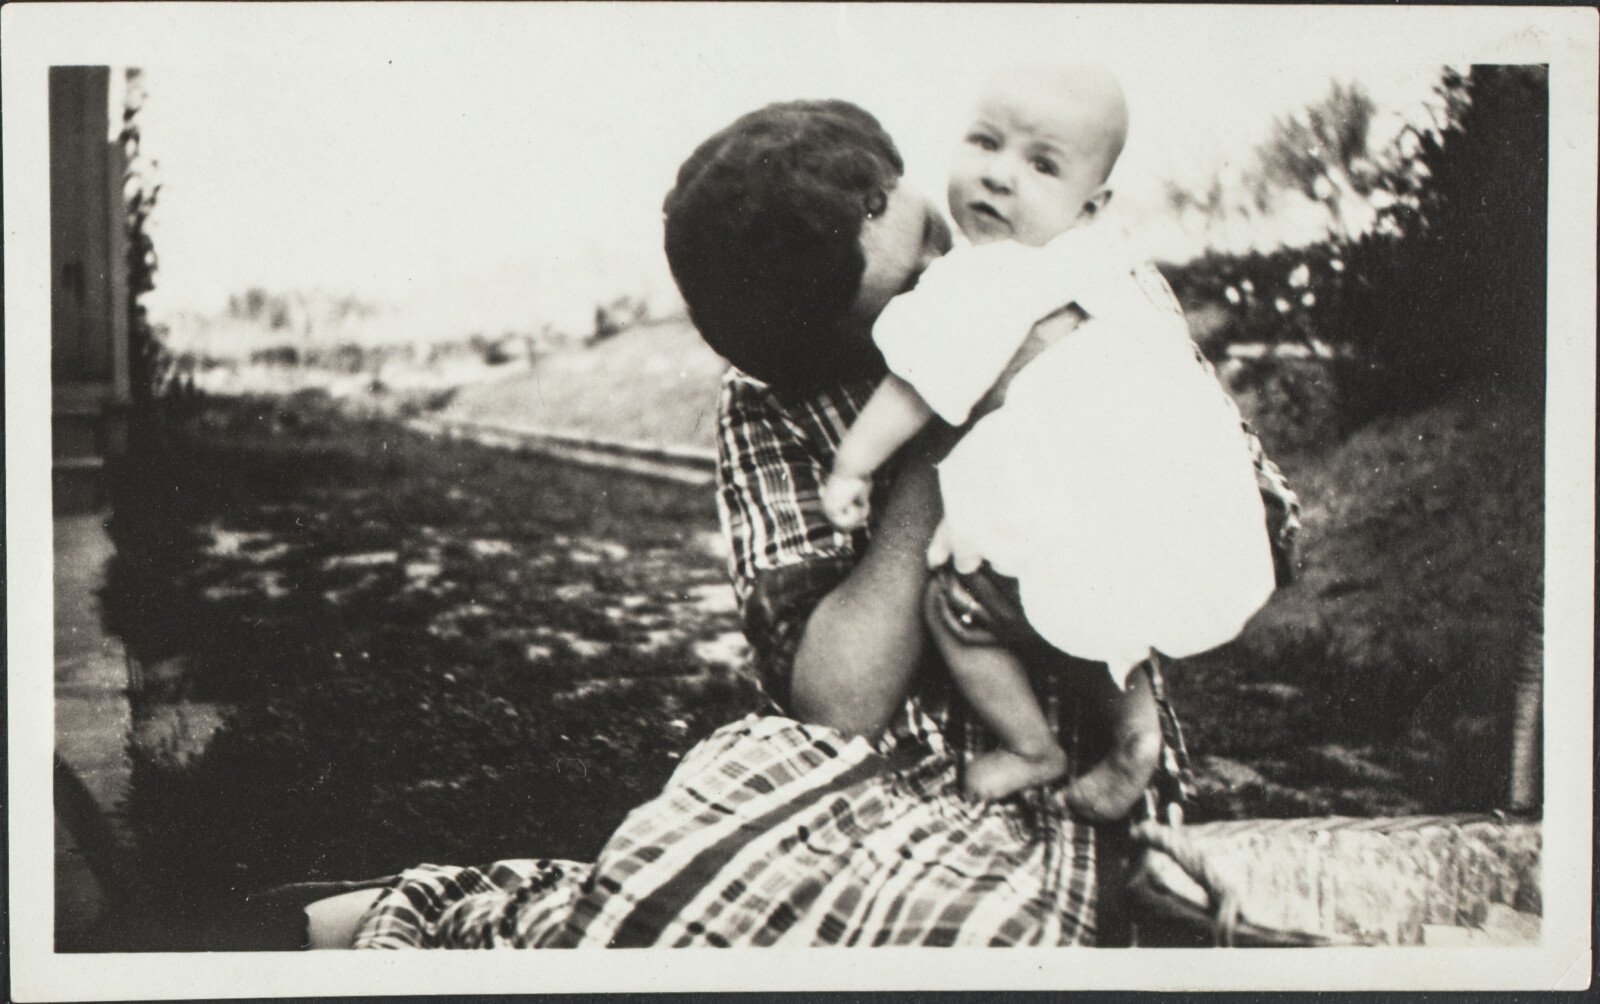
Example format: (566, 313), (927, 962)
(720, 366), (878, 439)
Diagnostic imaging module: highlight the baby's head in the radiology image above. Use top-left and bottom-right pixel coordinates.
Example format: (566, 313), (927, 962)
(948, 64), (1129, 247)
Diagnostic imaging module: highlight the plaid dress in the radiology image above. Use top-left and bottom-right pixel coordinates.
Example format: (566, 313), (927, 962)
(353, 322), (1300, 949)
(355, 715), (1096, 948)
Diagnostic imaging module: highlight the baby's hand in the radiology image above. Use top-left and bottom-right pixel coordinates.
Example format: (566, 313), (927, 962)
(822, 472), (873, 530)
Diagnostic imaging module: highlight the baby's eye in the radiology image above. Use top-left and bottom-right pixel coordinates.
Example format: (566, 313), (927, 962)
(1031, 157), (1060, 177)
(967, 133), (999, 152)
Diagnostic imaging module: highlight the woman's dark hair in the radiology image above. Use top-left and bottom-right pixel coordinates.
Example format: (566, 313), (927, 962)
(663, 100), (903, 389)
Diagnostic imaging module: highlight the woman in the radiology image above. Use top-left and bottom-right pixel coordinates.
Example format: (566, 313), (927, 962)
(318, 100), (1291, 948)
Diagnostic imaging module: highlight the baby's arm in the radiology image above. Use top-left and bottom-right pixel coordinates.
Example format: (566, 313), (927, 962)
(822, 373), (936, 530)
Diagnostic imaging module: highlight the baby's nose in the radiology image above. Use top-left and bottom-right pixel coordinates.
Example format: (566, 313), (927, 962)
(981, 162), (1014, 194)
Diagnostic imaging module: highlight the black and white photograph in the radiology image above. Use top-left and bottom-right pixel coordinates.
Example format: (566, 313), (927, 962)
(7, 3), (1595, 997)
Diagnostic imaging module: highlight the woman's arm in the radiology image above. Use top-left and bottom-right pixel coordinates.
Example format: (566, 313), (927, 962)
(791, 426), (946, 739)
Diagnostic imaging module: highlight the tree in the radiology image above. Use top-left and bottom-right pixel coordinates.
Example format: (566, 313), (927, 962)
(1163, 67), (1549, 424)
(1255, 82), (1382, 238)
(1335, 65), (1548, 412)
(120, 68), (175, 424)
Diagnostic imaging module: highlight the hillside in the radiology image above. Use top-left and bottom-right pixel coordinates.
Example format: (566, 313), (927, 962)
(1170, 389), (1543, 817)
(441, 319), (727, 452)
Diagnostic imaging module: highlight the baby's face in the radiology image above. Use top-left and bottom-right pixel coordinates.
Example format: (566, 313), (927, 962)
(947, 71), (1119, 247)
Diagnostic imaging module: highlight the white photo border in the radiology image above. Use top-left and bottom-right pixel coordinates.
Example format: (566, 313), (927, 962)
(7, 3), (1594, 997)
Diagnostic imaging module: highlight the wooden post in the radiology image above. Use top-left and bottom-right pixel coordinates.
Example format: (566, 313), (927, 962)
(50, 66), (114, 385)
(105, 114), (133, 457)
(50, 65), (134, 508)
(1506, 579), (1543, 814)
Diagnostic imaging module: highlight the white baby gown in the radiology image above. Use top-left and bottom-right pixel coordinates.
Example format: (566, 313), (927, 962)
(874, 227), (1277, 687)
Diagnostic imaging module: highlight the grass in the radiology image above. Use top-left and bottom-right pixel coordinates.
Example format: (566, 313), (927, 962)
(1171, 382), (1543, 820)
(106, 393), (764, 914)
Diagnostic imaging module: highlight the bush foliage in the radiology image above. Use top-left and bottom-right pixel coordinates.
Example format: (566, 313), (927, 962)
(119, 70), (168, 413)
(1164, 66), (1548, 428)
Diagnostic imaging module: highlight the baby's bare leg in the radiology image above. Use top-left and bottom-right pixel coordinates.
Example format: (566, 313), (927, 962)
(1063, 663), (1163, 822)
(924, 581), (1067, 801)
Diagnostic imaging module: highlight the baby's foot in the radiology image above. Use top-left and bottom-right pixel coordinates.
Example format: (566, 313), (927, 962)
(1063, 727), (1162, 822)
(962, 745), (1069, 802)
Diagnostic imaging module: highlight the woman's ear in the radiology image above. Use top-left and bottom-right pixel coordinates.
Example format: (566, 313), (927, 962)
(1080, 186), (1113, 221)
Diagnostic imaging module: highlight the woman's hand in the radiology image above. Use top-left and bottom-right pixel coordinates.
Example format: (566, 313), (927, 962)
(925, 517), (985, 575)
(926, 564), (1040, 650)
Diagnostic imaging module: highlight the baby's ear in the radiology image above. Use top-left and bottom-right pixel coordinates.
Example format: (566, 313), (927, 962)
(1082, 186), (1113, 219)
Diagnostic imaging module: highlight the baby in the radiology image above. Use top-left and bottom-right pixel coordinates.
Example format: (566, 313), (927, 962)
(821, 66), (1278, 816)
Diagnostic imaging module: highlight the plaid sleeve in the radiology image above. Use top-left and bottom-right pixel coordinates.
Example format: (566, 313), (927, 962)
(1243, 423), (1303, 586)
(714, 372), (869, 710)
(714, 374), (863, 597)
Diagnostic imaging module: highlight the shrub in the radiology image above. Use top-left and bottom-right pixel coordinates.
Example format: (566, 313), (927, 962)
(119, 70), (198, 441)
(1163, 66), (1548, 430)
(249, 345), (301, 367)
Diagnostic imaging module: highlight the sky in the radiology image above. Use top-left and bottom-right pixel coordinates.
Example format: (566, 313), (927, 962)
(106, 6), (1452, 328)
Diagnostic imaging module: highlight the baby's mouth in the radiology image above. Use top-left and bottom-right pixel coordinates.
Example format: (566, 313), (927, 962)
(969, 201), (1007, 225)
